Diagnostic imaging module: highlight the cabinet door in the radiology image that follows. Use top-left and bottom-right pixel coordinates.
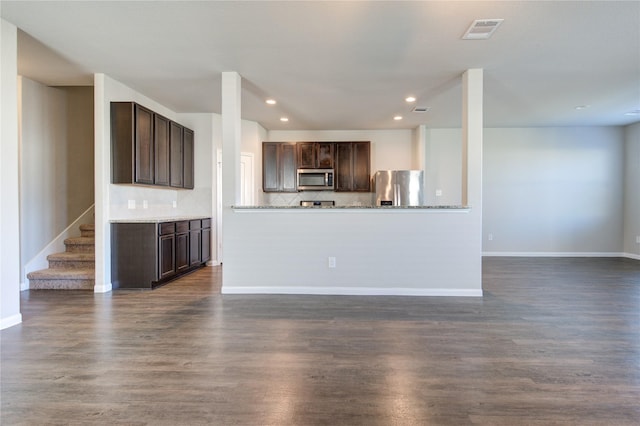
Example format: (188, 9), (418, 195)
(183, 128), (194, 189)
(263, 142), (297, 192)
(317, 143), (334, 168)
(297, 142), (316, 169)
(158, 234), (175, 279)
(262, 143), (279, 192)
(134, 104), (154, 185)
(176, 232), (189, 272)
(335, 142), (353, 191)
(169, 121), (184, 188)
(202, 227), (211, 263)
(281, 143), (297, 192)
(352, 142), (371, 191)
(190, 229), (202, 266)
(154, 114), (170, 186)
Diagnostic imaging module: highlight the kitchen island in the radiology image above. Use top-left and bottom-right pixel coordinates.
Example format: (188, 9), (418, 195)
(222, 205), (482, 297)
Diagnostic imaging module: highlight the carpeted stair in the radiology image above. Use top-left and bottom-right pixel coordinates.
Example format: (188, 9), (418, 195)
(27, 223), (95, 290)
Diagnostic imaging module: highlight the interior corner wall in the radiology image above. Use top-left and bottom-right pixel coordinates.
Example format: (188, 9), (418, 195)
(19, 78), (94, 273)
(482, 126), (625, 255)
(623, 122), (640, 257)
(241, 120), (267, 206)
(1, 19), (22, 329)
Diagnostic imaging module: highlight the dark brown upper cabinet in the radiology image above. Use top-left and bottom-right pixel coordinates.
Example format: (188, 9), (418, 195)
(154, 114), (170, 186)
(263, 142), (297, 192)
(297, 142), (334, 169)
(183, 128), (194, 189)
(111, 101), (194, 189)
(335, 141), (371, 192)
(169, 121), (184, 188)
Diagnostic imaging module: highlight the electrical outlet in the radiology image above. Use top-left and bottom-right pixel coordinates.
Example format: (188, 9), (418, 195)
(435, 189), (443, 197)
(127, 200), (136, 209)
(636, 235), (640, 244)
(172, 201), (177, 208)
(328, 257), (336, 268)
(142, 200), (148, 209)
(488, 233), (493, 241)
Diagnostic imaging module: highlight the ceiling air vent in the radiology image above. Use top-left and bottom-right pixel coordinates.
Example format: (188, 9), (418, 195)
(462, 19), (504, 40)
(412, 106), (431, 113)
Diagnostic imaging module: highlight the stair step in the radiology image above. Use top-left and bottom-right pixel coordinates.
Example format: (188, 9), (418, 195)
(27, 268), (94, 290)
(80, 223), (95, 237)
(47, 252), (95, 269)
(64, 236), (95, 253)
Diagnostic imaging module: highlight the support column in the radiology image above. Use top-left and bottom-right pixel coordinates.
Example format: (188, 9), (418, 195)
(221, 72), (242, 207)
(462, 68), (483, 208)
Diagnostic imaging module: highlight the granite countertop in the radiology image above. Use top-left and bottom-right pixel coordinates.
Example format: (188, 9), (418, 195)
(110, 216), (210, 223)
(232, 205), (469, 210)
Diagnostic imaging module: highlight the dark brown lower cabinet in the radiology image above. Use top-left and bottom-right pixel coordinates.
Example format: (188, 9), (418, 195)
(111, 217), (211, 289)
(176, 221), (189, 272)
(189, 219), (202, 267)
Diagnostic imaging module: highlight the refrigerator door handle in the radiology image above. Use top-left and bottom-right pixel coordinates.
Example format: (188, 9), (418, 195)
(394, 183), (399, 206)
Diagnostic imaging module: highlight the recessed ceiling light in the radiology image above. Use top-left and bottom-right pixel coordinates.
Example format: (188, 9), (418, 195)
(624, 109), (640, 116)
(405, 96), (416, 103)
(266, 99), (276, 105)
(462, 19), (504, 40)
(575, 105), (590, 110)
(280, 117), (289, 122)
(393, 115), (403, 121)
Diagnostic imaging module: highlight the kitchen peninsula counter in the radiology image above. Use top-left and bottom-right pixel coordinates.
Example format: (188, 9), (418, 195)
(223, 204), (482, 297)
(232, 205), (470, 210)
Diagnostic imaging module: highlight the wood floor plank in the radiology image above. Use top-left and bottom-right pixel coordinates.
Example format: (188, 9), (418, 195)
(2, 257), (640, 425)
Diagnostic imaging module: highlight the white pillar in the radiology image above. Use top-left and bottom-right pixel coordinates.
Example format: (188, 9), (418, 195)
(461, 68), (483, 291)
(1, 19), (23, 329)
(221, 72), (242, 207)
(462, 68), (483, 208)
(220, 72), (241, 285)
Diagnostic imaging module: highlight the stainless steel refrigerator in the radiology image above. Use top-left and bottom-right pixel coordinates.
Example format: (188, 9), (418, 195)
(374, 170), (424, 206)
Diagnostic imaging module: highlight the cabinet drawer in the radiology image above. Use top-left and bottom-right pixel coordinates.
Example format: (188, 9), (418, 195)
(159, 222), (175, 235)
(189, 219), (202, 230)
(202, 218), (211, 229)
(176, 221), (189, 233)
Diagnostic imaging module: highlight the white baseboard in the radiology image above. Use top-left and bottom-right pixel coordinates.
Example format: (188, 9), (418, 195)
(93, 283), (112, 293)
(482, 251), (627, 258)
(1, 314), (23, 330)
(623, 252), (640, 260)
(221, 286), (483, 297)
(20, 281), (29, 291)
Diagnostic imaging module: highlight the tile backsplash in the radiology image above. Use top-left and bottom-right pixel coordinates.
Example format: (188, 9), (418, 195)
(263, 191), (374, 207)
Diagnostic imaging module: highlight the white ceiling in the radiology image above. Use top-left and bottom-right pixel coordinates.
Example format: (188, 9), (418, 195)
(2, 1), (639, 130)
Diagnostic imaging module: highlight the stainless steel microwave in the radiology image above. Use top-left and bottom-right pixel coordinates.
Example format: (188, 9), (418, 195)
(297, 169), (334, 191)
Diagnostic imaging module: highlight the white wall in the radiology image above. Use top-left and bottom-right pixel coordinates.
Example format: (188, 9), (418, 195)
(624, 122), (640, 257)
(1, 19), (22, 329)
(19, 78), (94, 274)
(94, 74), (214, 292)
(424, 128), (463, 206)
(482, 127), (625, 255)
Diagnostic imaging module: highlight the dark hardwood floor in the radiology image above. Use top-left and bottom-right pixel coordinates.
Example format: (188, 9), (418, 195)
(2, 257), (640, 425)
